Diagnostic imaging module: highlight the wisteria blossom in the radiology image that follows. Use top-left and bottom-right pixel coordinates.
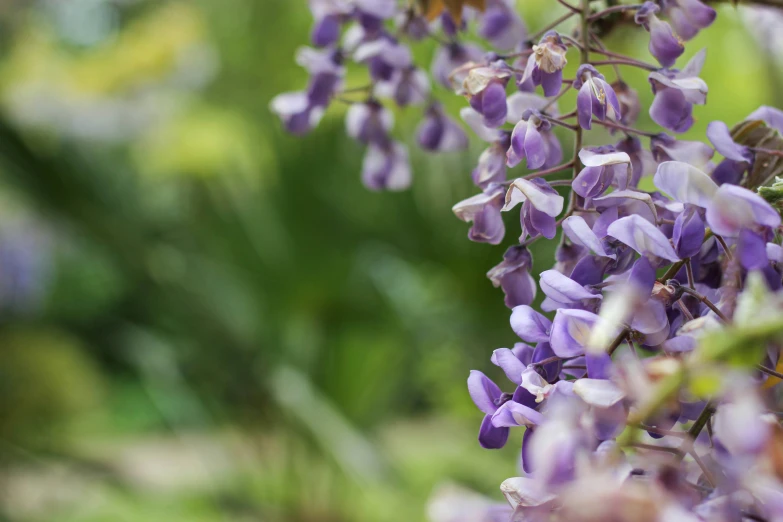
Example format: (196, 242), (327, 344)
(272, 1), (783, 521)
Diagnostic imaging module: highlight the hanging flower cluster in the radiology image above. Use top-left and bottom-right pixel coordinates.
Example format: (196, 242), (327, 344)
(273, 1), (783, 520)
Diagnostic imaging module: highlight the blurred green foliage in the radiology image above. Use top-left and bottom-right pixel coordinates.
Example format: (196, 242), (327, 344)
(0, 1), (779, 521)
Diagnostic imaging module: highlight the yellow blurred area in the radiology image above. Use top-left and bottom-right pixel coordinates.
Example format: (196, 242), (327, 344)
(1, 2), (205, 97)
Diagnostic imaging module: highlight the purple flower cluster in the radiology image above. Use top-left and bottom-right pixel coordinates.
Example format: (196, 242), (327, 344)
(273, 1), (783, 520)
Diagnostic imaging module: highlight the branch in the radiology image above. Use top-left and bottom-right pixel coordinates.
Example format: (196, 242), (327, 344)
(529, 11), (578, 43)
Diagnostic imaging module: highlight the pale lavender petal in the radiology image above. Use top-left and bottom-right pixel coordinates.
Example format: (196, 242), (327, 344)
(706, 121), (751, 162)
(540, 270), (602, 303)
(524, 123), (546, 169)
(503, 178), (565, 216)
(607, 215), (680, 261)
(706, 184), (782, 237)
(573, 378), (625, 408)
(577, 83), (593, 130)
(468, 370), (503, 414)
(491, 348), (526, 385)
(491, 401), (545, 428)
(738, 229), (769, 270)
(510, 305), (552, 343)
(748, 105), (783, 134)
(654, 161), (718, 207)
(550, 308), (600, 357)
(562, 216), (614, 258)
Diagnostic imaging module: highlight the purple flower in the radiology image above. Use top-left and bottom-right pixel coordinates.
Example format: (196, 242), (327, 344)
(346, 101), (394, 146)
(353, 37), (413, 82)
(550, 308), (601, 358)
(616, 136), (656, 187)
(650, 133), (714, 169)
(376, 66), (430, 106)
(635, 2), (685, 68)
(654, 160), (718, 209)
(706, 120), (753, 163)
(612, 81), (640, 127)
(705, 184), (781, 238)
(461, 107), (510, 187)
(417, 104), (469, 152)
(607, 215), (680, 262)
(540, 269), (603, 308)
(431, 43), (485, 89)
(270, 48), (344, 135)
(462, 63), (512, 128)
(510, 305), (553, 343)
(452, 185), (506, 245)
(573, 65), (621, 130)
(361, 141), (412, 190)
(673, 205), (705, 258)
(468, 370), (511, 448)
(520, 32), (568, 97)
(487, 246), (537, 308)
(308, 0), (351, 47)
(648, 49), (708, 133)
(479, 0), (528, 50)
(562, 215), (616, 259)
(661, 0), (716, 40)
(507, 110), (561, 170)
(747, 105), (783, 134)
(353, 0), (396, 32)
(572, 148), (632, 198)
(502, 178), (565, 240)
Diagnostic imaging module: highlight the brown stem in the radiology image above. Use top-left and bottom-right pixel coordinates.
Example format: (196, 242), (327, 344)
(592, 119), (657, 137)
(588, 3), (644, 21)
(520, 160), (576, 180)
(757, 364), (783, 379)
(542, 84), (573, 113)
(677, 285), (729, 322)
(590, 58), (658, 71)
(715, 235), (734, 261)
(529, 12), (578, 43)
(685, 258), (696, 289)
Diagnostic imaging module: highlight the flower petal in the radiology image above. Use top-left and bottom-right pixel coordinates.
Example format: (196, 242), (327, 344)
(468, 370), (503, 414)
(550, 308), (600, 358)
(607, 215), (680, 261)
(540, 270), (602, 303)
(510, 305), (552, 343)
(573, 378), (626, 408)
(653, 161), (718, 207)
(503, 178), (565, 217)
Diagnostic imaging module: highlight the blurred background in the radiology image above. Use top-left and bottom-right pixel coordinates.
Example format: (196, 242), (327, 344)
(0, 1), (779, 520)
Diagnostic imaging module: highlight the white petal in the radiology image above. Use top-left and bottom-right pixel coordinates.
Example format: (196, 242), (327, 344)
(573, 378), (625, 408)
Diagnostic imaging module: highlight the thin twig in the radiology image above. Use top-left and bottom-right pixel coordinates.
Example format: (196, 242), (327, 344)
(715, 235), (734, 261)
(637, 425), (690, 438)
(685, 258), (696, 289)
(590, 58), (658, 71)
(660, 260), (685, 282)
(519, 160), (576, 180)
(607, 327), (631, 356)
(757, 364), (783, 380)
(529, 11), (578, 43)
(676, 301), (694, 321)
(677, 285), (729, 322)
(556, 0), (583, 13)
(631, 442), (685, 456)
(688, 448), (717, 488)
(541, 114), (579, 131)
(542, 84), (573, 113)
(587, 3), (644, 21)
(589, 32), (621, 81)
(592, 119), (657, 137)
